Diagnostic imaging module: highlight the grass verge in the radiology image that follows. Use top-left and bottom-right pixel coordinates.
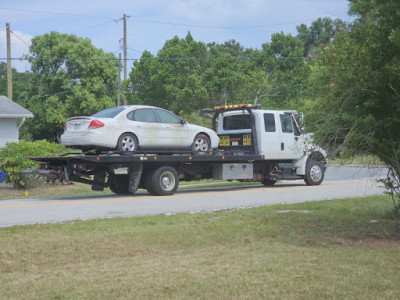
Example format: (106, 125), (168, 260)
(0, 195), (399, 299)
(0, 179), (259, 201)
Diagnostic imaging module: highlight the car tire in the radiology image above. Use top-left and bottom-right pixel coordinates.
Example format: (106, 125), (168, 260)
(304, 160), (324, 186)
(191, 134), (211, 155)
(117, 133), (138, 152)
(146, 166), (179, 196)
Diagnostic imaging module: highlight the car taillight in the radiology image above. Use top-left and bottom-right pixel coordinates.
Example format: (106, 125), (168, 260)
(64, 124), (68, 132)
(88, 120), (104, 129)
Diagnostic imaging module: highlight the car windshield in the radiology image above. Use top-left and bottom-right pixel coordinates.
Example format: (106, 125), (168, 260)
(91, 107), (125, 118)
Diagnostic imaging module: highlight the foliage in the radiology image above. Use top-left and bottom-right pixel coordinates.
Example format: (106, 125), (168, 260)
(0, 140), (67, 188)
(0, 62), (33, 101)
(129, 32), (310, 112)
(20, 32), (119, 141)
(296, 17), (349, 58)
(309, 0), (400, 223)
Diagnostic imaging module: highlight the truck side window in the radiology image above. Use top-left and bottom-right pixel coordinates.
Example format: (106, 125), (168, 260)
(264, 113), (276, 132)
(292, 116), (301, 136)
(280, 114), (293, 133)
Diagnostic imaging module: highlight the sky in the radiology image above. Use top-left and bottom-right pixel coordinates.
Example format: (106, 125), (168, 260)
(0, 0), (353, 72)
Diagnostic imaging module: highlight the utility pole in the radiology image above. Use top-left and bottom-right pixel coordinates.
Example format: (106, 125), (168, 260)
(123, 14), (128, 105)
(118, 53), (121, 106)
(6, 23), (12, 100)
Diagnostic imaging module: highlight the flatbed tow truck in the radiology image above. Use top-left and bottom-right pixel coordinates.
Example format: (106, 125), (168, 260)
(24, 104), (328, 196)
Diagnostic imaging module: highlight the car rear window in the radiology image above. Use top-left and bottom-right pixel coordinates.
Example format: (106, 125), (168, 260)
(91, 107), (125, 118)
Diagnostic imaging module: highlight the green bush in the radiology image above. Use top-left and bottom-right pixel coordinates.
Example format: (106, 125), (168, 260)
(0, 140), (67, 188)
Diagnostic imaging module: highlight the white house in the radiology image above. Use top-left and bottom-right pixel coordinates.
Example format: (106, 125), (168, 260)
(0, 95), (34, 148)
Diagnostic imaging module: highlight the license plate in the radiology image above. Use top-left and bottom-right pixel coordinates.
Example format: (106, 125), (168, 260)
(219, 136), (230, 146)
(243, 134), (252, 146)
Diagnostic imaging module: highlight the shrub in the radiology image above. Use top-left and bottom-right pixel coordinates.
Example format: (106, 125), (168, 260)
(0, 140), (67, 188)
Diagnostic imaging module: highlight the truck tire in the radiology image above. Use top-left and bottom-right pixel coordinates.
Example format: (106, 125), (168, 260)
(146, 166), (179, 196)
(261, 178), (277, 186)
(108, 174), (131, 195)
(191, 134), (211, 155)
(304, 160), (324, 186)
(117, 133), (138, 152)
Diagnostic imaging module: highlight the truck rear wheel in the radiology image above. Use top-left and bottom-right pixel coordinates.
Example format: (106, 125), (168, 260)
(261, 178), (277, 186)
(108, 174), (131, 195)
(304, 160), (324, 186)
(146, 166), (179, 196)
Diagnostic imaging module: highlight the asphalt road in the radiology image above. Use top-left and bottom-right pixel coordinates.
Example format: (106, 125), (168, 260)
(0, 166), (387, 227)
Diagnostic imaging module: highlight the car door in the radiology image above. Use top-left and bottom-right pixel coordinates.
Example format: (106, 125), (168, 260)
(126, 108), (162, 147)
(153, 108), (191, 148)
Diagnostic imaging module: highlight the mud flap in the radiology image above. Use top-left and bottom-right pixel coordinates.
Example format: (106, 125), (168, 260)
(92, 170), (107, 191)
(128, 164), (143, 194)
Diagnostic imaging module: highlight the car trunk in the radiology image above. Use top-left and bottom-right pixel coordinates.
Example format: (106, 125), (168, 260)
(66, 117), (93, 132)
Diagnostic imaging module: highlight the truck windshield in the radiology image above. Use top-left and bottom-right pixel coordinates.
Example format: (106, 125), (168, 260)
(92, 107), (125, 118)
(223, 115), (251, 130)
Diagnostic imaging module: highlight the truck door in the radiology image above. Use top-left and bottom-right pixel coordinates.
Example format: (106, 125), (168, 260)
(278, 113), (302, 159)
(259, 113), (282, 159)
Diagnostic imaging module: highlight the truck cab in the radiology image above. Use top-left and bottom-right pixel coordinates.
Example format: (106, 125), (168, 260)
(213, 104), (328, 185)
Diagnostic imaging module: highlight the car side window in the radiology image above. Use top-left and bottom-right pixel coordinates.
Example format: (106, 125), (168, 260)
(264, 113), (276, 132)
(154, 109), (181, 124)
(131, 109), (157, 123)
(280, 114), (293, 133)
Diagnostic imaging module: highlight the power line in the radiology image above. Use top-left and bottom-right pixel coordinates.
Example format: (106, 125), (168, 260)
(0, 7), (112, 20)
(10, 30), (31, 46)
(0, 56), (307, 62)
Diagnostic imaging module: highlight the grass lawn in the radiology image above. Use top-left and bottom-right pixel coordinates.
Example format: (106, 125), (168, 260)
(0, 195), (399, 299)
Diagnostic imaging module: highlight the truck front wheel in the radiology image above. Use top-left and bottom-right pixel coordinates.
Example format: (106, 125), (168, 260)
(146, 166), (179, 196)
(304, 160), (324, 186)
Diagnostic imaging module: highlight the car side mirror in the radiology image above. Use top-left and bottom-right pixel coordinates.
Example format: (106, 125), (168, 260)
(180, 119), (187, 125)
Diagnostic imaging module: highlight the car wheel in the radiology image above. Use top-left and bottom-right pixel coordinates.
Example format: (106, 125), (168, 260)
(117, 133), (138, 152)
(304, 160), (324, 186)
(191, 134), (211, 155)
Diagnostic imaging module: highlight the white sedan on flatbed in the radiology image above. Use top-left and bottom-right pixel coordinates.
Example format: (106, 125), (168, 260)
(61, 105), (219, 153)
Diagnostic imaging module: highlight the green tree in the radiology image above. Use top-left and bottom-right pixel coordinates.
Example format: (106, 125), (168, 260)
(23, 32), (118, 141)
(258, 32), (310, 109)
(0, 62), (32, 102)
(310, 0), (400, 228)
(202, 40), (250, 107)
(297, 17), (348, 58)
(129, 32), (208, 113)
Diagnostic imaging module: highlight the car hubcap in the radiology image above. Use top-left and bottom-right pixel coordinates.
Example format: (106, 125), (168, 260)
(310, 165), (322, 182)
(160, 171), (175, 191)
(121, 136), (135, 151)
(194, 138), (209, 152)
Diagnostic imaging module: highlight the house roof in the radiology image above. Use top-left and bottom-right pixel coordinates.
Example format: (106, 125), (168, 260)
(0, 95), (34, 118)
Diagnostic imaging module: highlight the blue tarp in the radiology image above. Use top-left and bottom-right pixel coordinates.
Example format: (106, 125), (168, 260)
(0, 172), (5, 183)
